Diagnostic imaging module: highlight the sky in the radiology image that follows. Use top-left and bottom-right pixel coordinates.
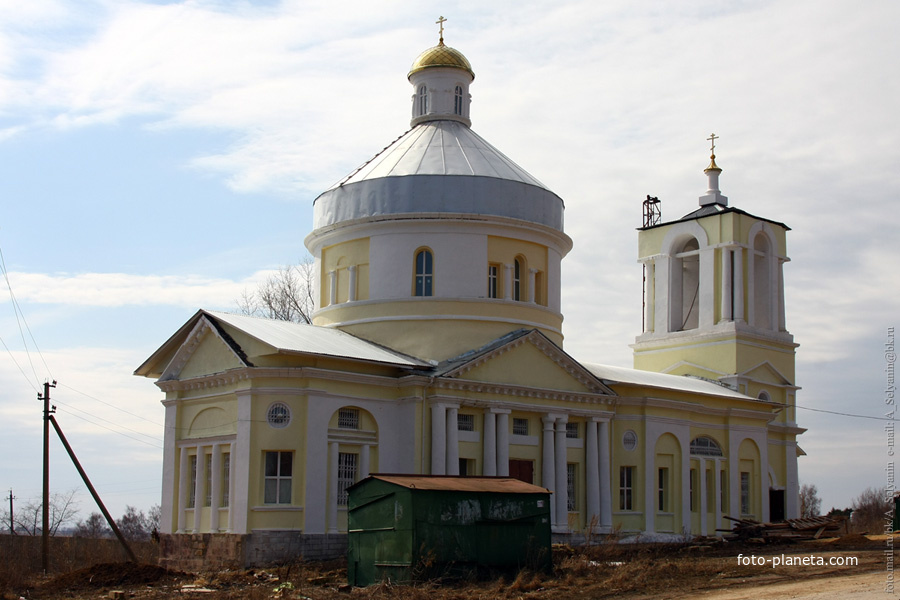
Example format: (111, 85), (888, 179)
(0, 0), (897, 524)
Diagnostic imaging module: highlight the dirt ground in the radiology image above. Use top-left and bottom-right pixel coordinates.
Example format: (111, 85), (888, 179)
(14, 534), (897, 600)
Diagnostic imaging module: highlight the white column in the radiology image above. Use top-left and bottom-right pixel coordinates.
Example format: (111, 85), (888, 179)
(177, 446), (190, 533)
(496, 411), (510, 476)
(503, 264), (513, 300)
(598, 420), (612, 529)
(554, 418), (568, 530)
(160, 401), (178, 533)
(698, 458), (708, 536)
(667, 255), (682, 332)
(193, 446), (206, 533)
(210, 444), (222, 532)
(699, 247), (715, 329)
(585, 420), (600, 530)
(360, 444), (370, 479)
(527, 268), (537, 303)
(714, 459), (722, 534)
(483, 411), (497, 476)
(644, 261), (655, 332)
(785, 441), (800, 519)
(446, 406), (459, 476)
(348, 265), (358, 302)
(733, 247), (744, 321)
(328, 270), (337, 306)
(778, 259), (786, 331)
(654, 258), (669, 334)
(327, 441), (339, 534)
(721, 247), (733, 322)
(231, 392), (252, 534)
(541, 417), (556, 520)
(227, 441), (236, 532)
(769, 253), (779, 331)
(431, 404), (446, 475)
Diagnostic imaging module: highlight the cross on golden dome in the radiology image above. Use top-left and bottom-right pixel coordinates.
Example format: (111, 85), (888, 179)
(436, 16), (447, 45)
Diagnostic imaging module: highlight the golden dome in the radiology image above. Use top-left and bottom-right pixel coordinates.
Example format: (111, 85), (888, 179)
(408, 43), (475, 79)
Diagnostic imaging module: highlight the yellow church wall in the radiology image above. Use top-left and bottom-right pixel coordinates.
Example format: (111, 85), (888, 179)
(487, 236), (549, 304)
(611, 420), (645, 531)
(180, 335), (245, 380)
(320, 238), (371, 307)
(459, 342), (593, 393)
(321, 304), (563, 362)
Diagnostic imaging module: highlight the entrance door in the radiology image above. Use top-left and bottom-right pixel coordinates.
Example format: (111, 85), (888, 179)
(769, 489), (785, 522)
(509, 459), (534, 484)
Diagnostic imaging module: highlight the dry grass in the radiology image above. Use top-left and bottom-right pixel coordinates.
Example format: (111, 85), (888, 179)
(0, 533), (891, 600)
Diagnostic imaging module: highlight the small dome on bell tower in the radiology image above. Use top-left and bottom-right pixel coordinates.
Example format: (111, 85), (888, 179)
(408, 17), (474, 127)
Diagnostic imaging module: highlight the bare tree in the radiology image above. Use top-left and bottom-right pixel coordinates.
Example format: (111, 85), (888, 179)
(13, 489), (80, 536)
(851, 486), (890, 533)
(115, 505), (155, 541)
(799, 483), (822, 518)
(238, 256), (316, 324)
(73, 512), (112, 538)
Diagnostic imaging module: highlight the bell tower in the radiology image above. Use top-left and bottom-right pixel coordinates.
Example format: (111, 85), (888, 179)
(633, 136), (803, 519)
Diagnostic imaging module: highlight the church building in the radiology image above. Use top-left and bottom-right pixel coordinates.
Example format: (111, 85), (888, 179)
(136, 27), (804, 569)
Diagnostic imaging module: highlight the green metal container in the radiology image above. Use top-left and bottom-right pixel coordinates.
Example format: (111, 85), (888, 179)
(347, 475), (552, 586)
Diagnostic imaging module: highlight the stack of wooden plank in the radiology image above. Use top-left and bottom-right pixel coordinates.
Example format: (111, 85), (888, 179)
(719, 515), (843, 542)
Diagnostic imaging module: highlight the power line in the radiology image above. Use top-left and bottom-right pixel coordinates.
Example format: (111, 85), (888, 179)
(53, 409), (163, 449)
(58, 383), (163, 428)
(0, 242), (52, 385)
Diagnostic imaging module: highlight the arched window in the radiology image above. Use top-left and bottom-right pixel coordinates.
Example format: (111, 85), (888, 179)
(671, 238), (700, 331)
(690, 436), (724, 457)
(414, 249), (433, 296)
(757, 391), (771, 402)
(513, 258), (523, 301)
(454, 85), (463, 115)
(753, 233), (772, 329)
(417, 85), (428, 116)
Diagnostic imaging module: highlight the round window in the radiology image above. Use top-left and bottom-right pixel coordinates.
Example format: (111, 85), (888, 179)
(267, 402), (291, 428)
(623, 430), (637, 451)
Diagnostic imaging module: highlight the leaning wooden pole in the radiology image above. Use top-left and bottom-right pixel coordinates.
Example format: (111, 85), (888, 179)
(48, 415), (137, 563)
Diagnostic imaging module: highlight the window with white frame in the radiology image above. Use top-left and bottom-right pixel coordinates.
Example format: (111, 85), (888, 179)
(188, 454), (198, 509)
(658, 467), (669, 512)
(512, 418), (529, 436)
(457, 413), (475, 431)
(337, 452), (358, 506)
(566, 422), (579, 439)
(513, 258), (522, 301)
(690, 436), (724, 457)
(415, 249), (434, 296)
(740, 471), (751, 515)
(417, 84), (428, 116)
(619, 466), (634, 511)
(222, 453), (230, 508)
(338, 408), (360, 430)
(623, 430), (637, 451)
(567, 463), (577, 511)
(454, 85), (463, 115)
(487, 264), (499, 298)
(204, 453), (212, 507)
(267, 402), (291, 428)
(264, 451), (293, 505)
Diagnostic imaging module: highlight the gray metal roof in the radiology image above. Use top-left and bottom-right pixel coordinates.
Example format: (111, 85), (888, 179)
(326, 120), (549, 190)
(204, 311), (429, 367)
(580, 362), (753, 400)
(356, 474), (550, 494)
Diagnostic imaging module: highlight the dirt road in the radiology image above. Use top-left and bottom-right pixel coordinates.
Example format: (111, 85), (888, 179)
(689, 569), (886, 599)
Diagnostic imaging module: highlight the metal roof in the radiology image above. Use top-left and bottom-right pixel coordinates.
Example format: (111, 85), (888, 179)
(358, 474), (550, 494)
(325, 120), (549, 191)
(203, 311), (429, 367)
(580, 362), (753, 400)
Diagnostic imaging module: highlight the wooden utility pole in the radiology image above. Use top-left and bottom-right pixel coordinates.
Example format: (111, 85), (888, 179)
(39, 380), (56, 573)
(5, 489), (14, 534)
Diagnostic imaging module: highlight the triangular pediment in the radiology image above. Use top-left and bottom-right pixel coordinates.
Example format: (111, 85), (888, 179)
(160, 315), (251, 381)
(440, 330), (614, 395)
(739, 361), (793, 386)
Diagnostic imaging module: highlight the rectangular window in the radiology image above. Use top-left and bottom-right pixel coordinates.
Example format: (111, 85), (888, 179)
(619, 466), (634, 511)
(567, 463), (577, 511)
(658, 467), (669, 512)
(512, 418), (529, 436)
(459, 458), (472, 476)
(740, 471), (751, 515)
(566, 422), (579, 439)
(264, 451), (293, 505)
(487, 264), (499, 298)
(338, 408), (360, 430)
(222, 453), (231, 508)
(337, 452), (358, 506)
(204, 454), (212, 507)
(188, 454), (198, 509)
(690, 468), (697, 512)
(457, 413), (475, 431)
(720, 469), (727, 513)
